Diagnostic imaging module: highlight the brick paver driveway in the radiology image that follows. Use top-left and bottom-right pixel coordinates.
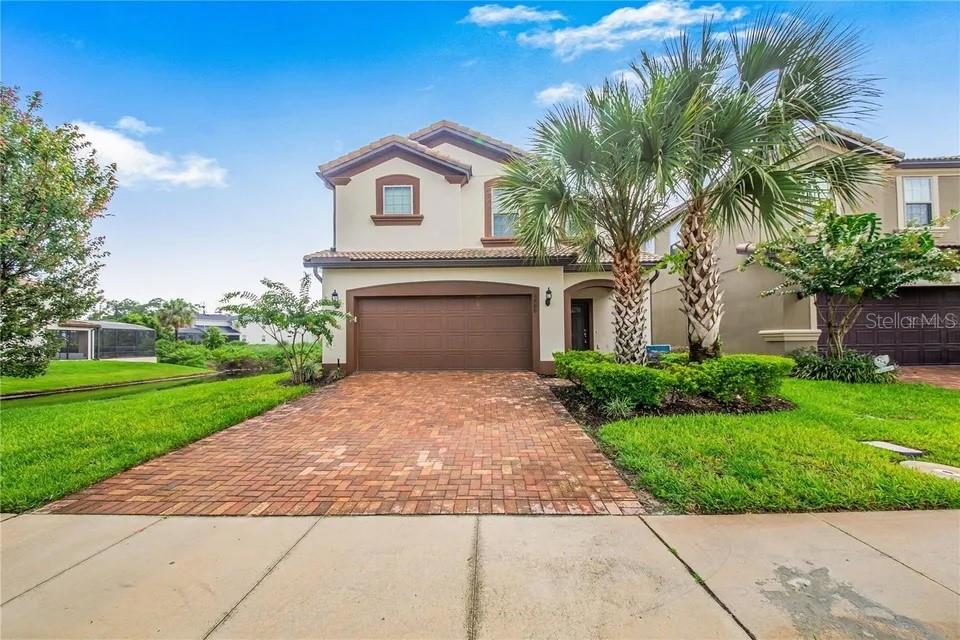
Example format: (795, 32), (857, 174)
(41, 372), (641, 516)
(899, 366), (960, 390)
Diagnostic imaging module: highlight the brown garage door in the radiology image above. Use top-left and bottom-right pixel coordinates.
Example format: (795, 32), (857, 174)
(356, 295), (533, 370)
(818, 287), (960, 365)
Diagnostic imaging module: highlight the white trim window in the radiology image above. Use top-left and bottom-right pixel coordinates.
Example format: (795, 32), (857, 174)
(491, 188), (517, 238)
(383, 185), (413, 215)
(642, 237), (656, 254)
(902, 177), (933, 226)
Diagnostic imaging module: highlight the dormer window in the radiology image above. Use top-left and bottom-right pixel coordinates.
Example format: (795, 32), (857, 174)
(372, 174), (422, 225)
(383, 185), (413, 215)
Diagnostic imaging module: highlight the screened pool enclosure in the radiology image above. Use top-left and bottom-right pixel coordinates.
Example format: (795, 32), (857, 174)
(53, 320), (156, 361)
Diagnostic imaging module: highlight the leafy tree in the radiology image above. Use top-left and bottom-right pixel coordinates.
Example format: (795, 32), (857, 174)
(220, 274), (347, 384)
(743, 202), (960, 357)
(636, 14), (883, 361)
(0, 87), (117, 377)
(116, 311), (171, 340)
(499, 78), (697, 363)
(157, 298), (198, 341)
(202, 326), (226, 349)
(91, 297), (163, 320)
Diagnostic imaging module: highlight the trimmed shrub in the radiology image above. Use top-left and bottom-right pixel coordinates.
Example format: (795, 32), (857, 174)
(791, 348), (896, 384)
(155, 339), (208, 368)
(566, 359), (677, 408)
(672, 354), (795, 405)
(553, 350), (613, 379)
(554, 350), (794, 408)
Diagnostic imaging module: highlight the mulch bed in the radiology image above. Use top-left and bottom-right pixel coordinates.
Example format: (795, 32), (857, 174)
(549, 381), (795, 431)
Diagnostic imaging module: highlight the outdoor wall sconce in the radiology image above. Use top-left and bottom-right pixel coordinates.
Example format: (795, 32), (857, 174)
(545, 287), (553, 307)
(330, 290), (339, 303)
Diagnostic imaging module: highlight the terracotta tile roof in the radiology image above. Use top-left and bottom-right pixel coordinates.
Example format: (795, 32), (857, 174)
(305, 247), (576, 262)
(303, 246), (660, 266)
(820, 124), (904, 159)
(317, 134), (473, 176)
(897, 156), (960, 168)
(408, 120), (530, 158)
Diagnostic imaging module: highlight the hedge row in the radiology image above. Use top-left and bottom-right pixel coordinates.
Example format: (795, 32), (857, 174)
(554, 350), (794, 407)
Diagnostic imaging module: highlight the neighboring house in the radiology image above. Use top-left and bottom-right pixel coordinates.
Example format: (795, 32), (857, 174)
(52, 320), (157, 362)
(182, 313), (244, 343)
(304, 120), (657, 374)
(650, 128), (960, 365)
(184, 313), (299, 345)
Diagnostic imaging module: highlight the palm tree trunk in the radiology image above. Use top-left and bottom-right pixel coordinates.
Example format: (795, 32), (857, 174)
(611, 245), (649, 364)
(679, 204), (724, 362)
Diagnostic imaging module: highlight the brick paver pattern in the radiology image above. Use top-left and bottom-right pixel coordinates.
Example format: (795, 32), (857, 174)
(40, 372), (643, 516)
(899, 366), (960, 390)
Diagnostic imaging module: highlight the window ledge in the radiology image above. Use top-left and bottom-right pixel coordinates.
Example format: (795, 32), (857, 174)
(371, 215), (424, 226)
(480, 237), (517, 247)
(897, 225), (950, 238)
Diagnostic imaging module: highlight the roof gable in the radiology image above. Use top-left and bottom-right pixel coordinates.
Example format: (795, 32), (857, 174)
(316, 135), (473, 187)
(409, 120), (528, 163)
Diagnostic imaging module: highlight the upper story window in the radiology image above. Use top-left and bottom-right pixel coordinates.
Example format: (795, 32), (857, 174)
(643, 237), (656, 254)
(383, 185), (413, 215)
(491, 188), (517, 237)
(372, 174), (422, 226)
(483, 179), (518, 245)
(903, 177), (933, 225)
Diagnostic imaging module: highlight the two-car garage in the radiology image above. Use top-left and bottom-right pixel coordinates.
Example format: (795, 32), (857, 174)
(356, 295), (533, 371)
(344, 281), (541, 372)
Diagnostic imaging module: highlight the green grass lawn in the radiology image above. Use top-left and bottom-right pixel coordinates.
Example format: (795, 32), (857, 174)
(599, 379), (960, 514)
(1, 374), (309, 511)
(0, 360), (210, 396)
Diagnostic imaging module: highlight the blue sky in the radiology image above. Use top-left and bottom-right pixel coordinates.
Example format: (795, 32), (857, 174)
(4, 1), (959, 309)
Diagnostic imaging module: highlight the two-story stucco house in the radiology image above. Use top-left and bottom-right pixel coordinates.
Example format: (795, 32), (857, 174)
(304, 121), (657, 375)
(650, 128), (960, 365)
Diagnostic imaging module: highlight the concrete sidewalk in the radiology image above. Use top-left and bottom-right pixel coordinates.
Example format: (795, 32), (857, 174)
(1, 511), (957, 639)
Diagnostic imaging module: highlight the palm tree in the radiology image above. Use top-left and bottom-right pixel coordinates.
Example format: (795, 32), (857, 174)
(499, 79), (698, 363)
(635, 14), (884, 361)
(157, 298), (198, 341)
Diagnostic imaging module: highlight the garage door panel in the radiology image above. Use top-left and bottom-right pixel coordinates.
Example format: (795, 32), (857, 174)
(818, 287), (960, 365)
(356, 295), (532, 371)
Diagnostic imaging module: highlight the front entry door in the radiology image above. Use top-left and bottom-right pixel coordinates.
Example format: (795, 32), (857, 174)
(570, 299), (593, 350)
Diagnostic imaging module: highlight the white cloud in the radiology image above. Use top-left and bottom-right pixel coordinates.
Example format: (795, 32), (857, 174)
(609, 67), (643, 88)
(461, 4), (566, 26)
(115, 115), (161, 135)
(518, 1), (747, 61)
(535, 82), (585, 106)
(75, 121), (227, 189)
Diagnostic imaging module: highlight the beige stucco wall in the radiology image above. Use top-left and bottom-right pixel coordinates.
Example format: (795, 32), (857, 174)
(335, 157), (463, 251)
(321, 267), (651, 367)
(333, 142), (510, 252)
(431, 142), (508, 248)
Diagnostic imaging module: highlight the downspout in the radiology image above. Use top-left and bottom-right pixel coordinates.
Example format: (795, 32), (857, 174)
(647, 269), (660, 345)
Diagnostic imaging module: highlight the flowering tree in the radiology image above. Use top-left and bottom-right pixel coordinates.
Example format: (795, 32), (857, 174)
(220, 274), (347, 383)
(743, 202), (960, 357)
(0, 87), (116, 377)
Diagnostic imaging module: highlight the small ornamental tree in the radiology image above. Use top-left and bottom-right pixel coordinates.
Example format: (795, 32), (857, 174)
(743, 202), (960, 357)
(0, 87), (117, 377)
(219, 274), (347, 384)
